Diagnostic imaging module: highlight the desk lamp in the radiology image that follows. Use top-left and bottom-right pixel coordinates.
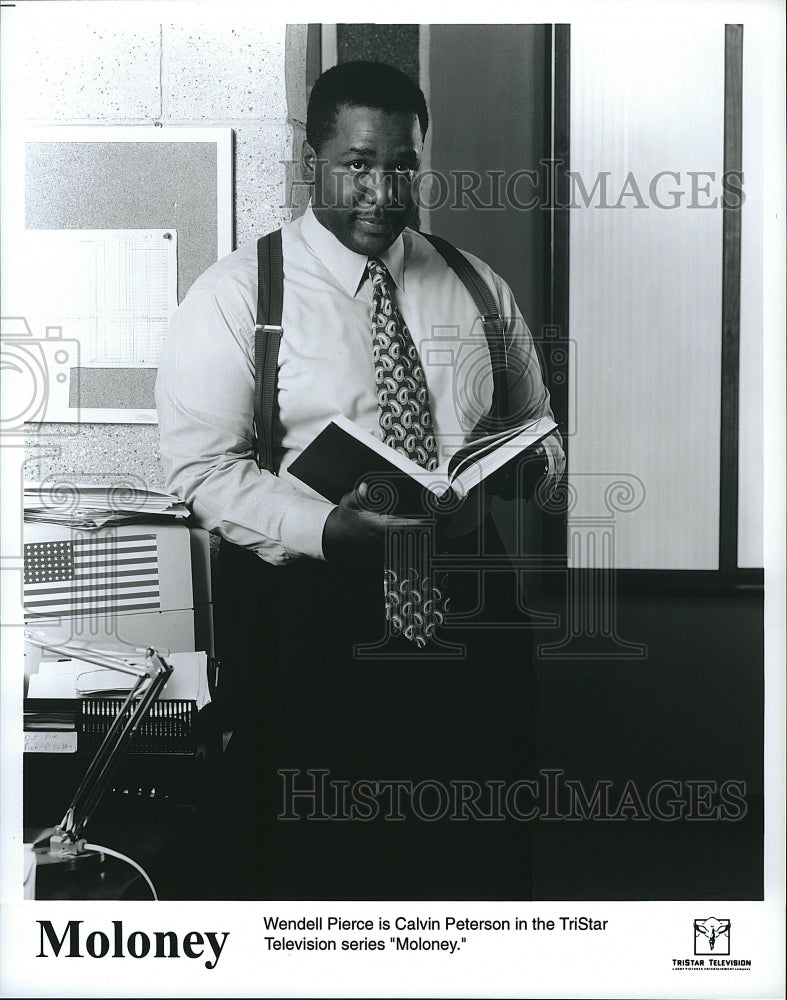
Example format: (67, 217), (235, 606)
(24, 633), (173, 876)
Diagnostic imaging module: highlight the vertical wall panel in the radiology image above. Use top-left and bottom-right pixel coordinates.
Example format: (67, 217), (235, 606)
(738, 25), (765, 569)
(569, 22), (725, 569)
(427, 25), (556, 559)
(335, 23), (419, 82)
(428, 24), (551, 340)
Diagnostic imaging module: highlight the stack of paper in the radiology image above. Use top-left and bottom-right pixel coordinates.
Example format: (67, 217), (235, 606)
(26, 648), (211, 710)
(24, 482), (189, 528)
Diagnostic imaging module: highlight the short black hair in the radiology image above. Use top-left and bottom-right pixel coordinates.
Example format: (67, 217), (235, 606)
(306, 60), (429, 153)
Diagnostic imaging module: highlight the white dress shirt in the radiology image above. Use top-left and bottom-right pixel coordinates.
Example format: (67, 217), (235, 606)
(155, 205), (564, 565)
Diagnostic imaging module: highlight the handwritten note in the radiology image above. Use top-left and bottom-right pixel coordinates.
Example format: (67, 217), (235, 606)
(24, 731), (78, 753)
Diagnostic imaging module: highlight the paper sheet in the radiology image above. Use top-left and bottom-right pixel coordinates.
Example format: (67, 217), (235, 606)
(22, 228), (177, 366)
(26, 651), (210, 709)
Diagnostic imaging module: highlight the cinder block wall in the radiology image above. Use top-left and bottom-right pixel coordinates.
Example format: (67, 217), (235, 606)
(21, 7), (307, 490)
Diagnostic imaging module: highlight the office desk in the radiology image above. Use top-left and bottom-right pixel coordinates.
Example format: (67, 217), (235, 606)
(25, 742), (210, 901)
(28, 838), (157, 901)
(26, 784), (207, 901)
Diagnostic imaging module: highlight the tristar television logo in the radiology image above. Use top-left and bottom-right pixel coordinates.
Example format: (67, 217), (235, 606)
(672, 916), (749, 972)
(694, 917), (731, 956)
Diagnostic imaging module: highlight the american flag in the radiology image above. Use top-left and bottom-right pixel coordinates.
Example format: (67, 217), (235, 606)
(24, 534), (160, 619)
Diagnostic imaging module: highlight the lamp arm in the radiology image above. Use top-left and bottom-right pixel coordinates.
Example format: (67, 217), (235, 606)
(60, 674), (148, 836)
(24, 632), (156, 678)
(59, 651), (173, 843)
(23, 634), (174, 850)
(60, 654), (172, 841)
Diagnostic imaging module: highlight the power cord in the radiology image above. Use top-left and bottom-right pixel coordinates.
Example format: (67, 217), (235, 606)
(83, 842), (159, 900)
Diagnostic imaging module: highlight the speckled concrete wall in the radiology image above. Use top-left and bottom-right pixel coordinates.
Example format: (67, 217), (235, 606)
(20, 6), (308, 493)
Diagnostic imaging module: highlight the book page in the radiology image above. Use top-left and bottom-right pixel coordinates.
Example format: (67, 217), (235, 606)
(445, 420), (540, 480)
(450, 416), (557, 497)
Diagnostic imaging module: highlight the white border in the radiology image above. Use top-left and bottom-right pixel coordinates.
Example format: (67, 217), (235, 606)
(1, 3), (784, 998)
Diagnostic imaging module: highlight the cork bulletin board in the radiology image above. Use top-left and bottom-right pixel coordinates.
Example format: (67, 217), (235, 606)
(21, 126), (233, 423)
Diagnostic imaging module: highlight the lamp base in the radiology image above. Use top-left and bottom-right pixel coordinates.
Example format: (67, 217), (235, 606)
(33, 848), (105, 873)
(32, 832), (104, 873)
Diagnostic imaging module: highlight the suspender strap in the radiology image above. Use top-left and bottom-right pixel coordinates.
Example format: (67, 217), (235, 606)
(420, 231), (510, 428)
(254, 229), (284, 472)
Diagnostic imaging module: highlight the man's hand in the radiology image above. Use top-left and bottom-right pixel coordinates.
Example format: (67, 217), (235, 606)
(322, 483), (430, 565)
(489, 445), (549, 502)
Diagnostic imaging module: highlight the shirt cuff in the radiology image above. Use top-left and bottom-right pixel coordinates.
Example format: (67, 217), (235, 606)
(279, 495), (337, 561)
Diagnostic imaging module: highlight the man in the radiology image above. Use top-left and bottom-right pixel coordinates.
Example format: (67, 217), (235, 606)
(156, 60), (564, 900)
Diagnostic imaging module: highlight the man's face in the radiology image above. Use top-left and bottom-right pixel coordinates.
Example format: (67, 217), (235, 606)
(305, 104), (423, 257)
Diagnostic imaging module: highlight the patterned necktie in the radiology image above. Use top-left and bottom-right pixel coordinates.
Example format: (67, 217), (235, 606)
(368, 256), (448, 648)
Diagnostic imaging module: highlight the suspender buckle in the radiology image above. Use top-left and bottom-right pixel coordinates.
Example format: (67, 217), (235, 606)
(481, 314), (509, 368)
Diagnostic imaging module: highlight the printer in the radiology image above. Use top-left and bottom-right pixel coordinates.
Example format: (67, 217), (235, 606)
(23, 520), (213, 674)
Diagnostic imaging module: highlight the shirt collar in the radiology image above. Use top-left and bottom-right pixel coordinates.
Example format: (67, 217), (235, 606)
(301, 203), (406, 297)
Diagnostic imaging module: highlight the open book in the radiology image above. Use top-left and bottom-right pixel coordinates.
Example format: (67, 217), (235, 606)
(288, 413), (557, 515)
